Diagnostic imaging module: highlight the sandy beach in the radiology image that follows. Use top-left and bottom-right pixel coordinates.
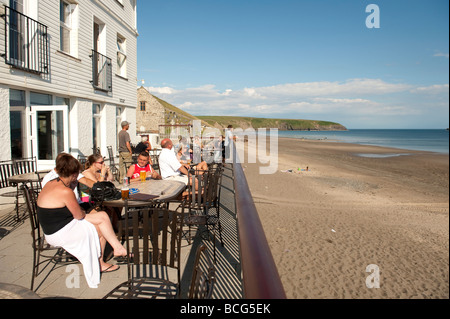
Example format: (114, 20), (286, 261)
(242, 137), (449, 299)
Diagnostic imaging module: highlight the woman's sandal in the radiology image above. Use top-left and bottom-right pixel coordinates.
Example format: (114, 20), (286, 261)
(114, 253), (134, 263)
(101, 264), (120, 273)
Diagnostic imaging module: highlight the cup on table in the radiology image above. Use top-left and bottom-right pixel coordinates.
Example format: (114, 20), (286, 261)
(140, 170), (146, 182)
(121, 187), (129, 200)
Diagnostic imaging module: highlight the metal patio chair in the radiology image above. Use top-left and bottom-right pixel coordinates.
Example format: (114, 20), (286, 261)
(188, 244), (216, 299)
(103, 201), (185, 299)
(106, 146), (120, 182)
(183, 164), (224, 262)
(22, 184), (78, 292)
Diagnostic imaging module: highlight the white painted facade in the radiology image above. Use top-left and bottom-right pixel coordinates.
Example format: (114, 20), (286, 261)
(0, 0), (138, 169)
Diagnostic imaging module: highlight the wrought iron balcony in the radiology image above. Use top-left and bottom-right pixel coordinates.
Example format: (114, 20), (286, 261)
(2, 6), (49, 74)
(90, 50), (112, 92)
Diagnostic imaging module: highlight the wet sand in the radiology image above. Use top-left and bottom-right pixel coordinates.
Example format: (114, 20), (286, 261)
(242, 137), (449, 299)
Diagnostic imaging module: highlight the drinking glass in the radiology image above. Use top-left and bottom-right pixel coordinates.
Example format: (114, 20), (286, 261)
(121, 187), (129, 200)
(140, 170), (146, 182)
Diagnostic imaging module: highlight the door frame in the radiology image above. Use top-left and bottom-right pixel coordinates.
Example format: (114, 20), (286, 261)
(30, 105), (69, 169)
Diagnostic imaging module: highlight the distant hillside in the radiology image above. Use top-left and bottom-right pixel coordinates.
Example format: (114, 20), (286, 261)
(151, 95), (208, 126)
(197, 116), (347, 131)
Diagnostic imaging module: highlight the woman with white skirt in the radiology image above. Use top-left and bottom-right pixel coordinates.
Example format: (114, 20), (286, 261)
(37, 153), (127, 288)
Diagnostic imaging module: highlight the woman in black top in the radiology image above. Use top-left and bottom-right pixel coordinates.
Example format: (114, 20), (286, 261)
(37, 153), (127, 287)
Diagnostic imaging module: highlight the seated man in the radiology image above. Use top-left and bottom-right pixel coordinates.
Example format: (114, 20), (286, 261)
(126, 151), (161, 180)
(159, 138), (191, 185)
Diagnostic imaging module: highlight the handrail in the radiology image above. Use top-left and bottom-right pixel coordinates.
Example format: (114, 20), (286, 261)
(90, 49), (112, 92)
(232, 143), (286, 299)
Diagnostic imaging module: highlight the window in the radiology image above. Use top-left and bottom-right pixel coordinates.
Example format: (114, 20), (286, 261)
(93, 104), (102, 152)
(30, 92), (52, 105)
(117, 34), (127, 77)
(140, 101), (146, 111)
(10, 89), (26, 159)
(60, 0), (77, 55)
(56, 96), (70, 106)
(10, 0), (24, 12)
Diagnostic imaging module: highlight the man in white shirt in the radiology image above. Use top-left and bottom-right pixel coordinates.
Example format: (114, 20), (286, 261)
(158, 138), (190, 185)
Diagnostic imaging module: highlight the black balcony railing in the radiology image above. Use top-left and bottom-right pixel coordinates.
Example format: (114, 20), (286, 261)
(90, 49), (112, 92)
(2, 6), (49, 74)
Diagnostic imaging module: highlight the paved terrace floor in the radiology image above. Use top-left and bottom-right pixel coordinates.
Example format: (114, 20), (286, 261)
(0, 165), (242, 299)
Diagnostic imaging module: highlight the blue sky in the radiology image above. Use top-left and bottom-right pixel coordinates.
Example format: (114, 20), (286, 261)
(137, 0), (449, 129)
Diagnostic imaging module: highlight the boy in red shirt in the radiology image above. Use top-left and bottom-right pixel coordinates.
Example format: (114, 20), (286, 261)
(126, 152), (161, 180)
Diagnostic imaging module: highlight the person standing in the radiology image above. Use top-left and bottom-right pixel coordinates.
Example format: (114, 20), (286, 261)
(118, 121), (133, 180)
(224, 125), (235, 163)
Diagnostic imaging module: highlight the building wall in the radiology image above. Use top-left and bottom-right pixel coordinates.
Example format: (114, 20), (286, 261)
(0, 0), (138, 167)
(136, 87), (166, 134)
(0, 85), (11, 161)
(0, 0), (138, 105)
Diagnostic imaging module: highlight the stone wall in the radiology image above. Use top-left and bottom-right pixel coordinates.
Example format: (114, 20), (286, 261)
(136, 87), (166, 134)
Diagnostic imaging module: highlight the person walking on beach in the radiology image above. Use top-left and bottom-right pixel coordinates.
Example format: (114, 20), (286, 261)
(118, 121), (133, 180)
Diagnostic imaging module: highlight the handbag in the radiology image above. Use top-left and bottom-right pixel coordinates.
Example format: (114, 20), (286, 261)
(89, 181), (122, 206)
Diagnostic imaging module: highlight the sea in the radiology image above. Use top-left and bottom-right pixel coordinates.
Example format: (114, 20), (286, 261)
(276, 129), (449, 155)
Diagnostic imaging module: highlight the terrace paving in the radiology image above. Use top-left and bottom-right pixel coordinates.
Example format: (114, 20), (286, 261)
(0, 165), (242, 299)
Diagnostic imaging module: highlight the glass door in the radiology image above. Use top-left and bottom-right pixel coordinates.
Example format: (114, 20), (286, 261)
(30, 105), (69, 168)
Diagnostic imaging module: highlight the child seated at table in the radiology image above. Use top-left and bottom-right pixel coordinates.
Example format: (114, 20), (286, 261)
(127, 151), (161, 180)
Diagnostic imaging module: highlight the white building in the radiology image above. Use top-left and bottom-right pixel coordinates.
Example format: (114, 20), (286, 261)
(0, 0), (138, 169)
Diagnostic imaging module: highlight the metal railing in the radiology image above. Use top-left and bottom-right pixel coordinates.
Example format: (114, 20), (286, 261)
(90, 49), (112, 92)
(2, 5), (49, 74)
(231, 143), (286, 299)
(159, 124), (191, 141)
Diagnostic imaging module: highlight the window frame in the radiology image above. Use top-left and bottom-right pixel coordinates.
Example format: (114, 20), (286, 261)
(116, 34), (127, 78)
(59, 0), (78, 57)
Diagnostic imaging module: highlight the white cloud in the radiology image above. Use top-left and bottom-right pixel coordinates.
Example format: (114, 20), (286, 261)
(144, 79), (449, 128)
(250, 79), (412, 97)
(433, 52), (449, 58)
(311, 98), (373, 104)
(146, 86), (177, 95)
(411, 84), (449, 94)
(179, 102), (194, 109)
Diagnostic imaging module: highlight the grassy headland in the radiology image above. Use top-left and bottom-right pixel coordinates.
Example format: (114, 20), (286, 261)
(197, 116), (347, 131)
